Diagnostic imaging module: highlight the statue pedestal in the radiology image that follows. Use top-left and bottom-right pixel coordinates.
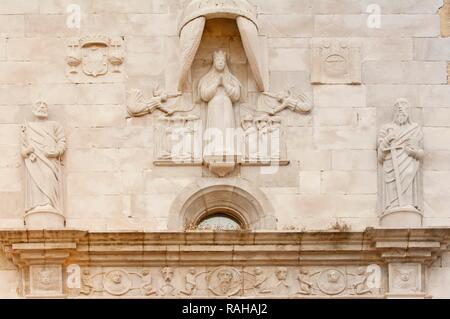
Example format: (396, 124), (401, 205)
(207, 161), (236, 178)
(24, 206), (65, 229)
(380, 206), (423, 228)
(204, 155), (237, 178)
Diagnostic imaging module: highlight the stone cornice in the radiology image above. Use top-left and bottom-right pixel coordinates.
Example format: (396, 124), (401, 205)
(0, 228), (448, 267)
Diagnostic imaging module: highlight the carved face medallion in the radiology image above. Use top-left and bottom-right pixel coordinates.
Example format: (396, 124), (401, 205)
(317, 269), (346, 295)
(103, 270), (132, 296)
(275, 267), (288, 281)
(208, 266), (242, 296)
(30, 265), (62, 295)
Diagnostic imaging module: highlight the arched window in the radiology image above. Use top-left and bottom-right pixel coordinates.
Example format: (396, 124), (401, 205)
(167, 181), (277, 231)
(197, 212), (244, 231)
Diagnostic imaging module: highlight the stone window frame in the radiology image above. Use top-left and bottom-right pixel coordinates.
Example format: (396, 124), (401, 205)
(167, 179), (277, 231)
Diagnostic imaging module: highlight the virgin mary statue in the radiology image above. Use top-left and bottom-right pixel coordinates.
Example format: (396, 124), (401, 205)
(198, 50), (242, 156)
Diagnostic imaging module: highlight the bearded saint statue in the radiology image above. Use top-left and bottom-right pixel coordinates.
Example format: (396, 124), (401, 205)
(377, 98), (424, 218)
(21, 101), (66, 224)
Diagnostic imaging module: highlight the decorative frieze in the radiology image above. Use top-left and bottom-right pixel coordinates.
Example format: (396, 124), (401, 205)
(66, 265), (384, 298)
(0, 229), (445, 299)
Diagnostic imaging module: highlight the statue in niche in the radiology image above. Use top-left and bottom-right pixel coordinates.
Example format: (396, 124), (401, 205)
(377, 98), (424, 219)
(21, 102), (66, 217)
(262, 89), (312, 116)
(126, 88), (181, 118)
(198, 50), (242, 156)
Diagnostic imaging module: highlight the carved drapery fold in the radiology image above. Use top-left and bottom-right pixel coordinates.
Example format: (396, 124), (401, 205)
(236, 16), (267, 92)
(177, 17), (206, 91)
(176, 0), (267, 92)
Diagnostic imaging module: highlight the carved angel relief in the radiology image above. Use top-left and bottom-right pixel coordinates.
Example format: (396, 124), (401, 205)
(66, 35), (124, 82)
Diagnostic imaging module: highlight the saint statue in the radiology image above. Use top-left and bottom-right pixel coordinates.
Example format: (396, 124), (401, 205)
(377, 98), (424, 223)
(21, 102), (66, 223)
(198, 50), (242, 156)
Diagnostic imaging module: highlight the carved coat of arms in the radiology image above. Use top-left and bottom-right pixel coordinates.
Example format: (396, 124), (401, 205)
(81, 43), (109, 77)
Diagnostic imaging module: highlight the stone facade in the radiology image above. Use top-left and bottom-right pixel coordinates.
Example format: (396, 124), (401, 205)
(0, 0), (449, 299)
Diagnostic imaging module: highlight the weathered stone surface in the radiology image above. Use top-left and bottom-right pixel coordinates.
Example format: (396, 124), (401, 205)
(363, 61), (448, 84)
(0, 0), (449, 300)
(321, 171), (377, 194)
(414, 38), (450, 61)
(313, 85), (366, 108)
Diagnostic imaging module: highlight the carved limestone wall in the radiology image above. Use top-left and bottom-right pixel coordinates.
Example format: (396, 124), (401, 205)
(0, 0), (449, 299)
(0, 1), (447, 229)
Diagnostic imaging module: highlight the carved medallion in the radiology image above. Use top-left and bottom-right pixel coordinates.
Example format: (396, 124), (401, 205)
(29, 265), (63, 296)
(317, 269), (347, 295)
(103, 270), (132, 296)
(389, 263), (421, 294)
(207, 267), (242, 296)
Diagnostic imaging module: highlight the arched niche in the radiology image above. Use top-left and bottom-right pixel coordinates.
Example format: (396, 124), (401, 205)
(176, 0), (268, 92)
(167, 178), (277, 231)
